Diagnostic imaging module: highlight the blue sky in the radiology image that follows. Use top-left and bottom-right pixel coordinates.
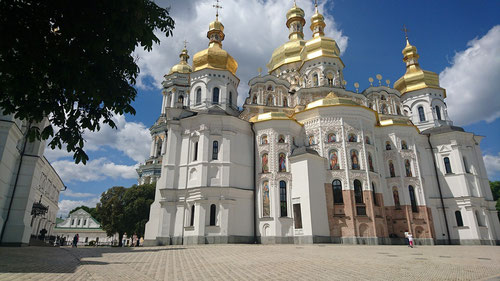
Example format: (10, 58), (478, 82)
(46, 0), (500, 216)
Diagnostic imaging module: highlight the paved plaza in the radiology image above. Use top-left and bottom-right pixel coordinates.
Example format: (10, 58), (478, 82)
(0, 244), (499, 280)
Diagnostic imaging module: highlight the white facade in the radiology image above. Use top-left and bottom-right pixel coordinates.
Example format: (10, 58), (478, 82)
(53, 208), (118, 246)
(0, 113), (64, 246)
(140, 5), (500, 246)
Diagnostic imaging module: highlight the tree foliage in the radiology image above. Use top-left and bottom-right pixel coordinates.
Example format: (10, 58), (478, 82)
(0, 0), (174, 163)
(123, 183), (156, 238)
(96, 186), (127, 246)
(96, 183), (155, 246)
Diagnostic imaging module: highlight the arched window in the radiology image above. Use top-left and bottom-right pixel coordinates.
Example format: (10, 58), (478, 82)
(283, 97), (288, 107)
(348, 133), (357, 142)
(381, 95), (386, 101)
(418, 106), (426, 121)
(354, 180), (363, 204)
(444, 157), (452, 174)
(212, 87), (220, 104)
(351, 150), (360, 170)
(463, 157), (470, 173)
(262, 181), (270, 217)
(252, 95), (257, 104)
(229, 91), (233, 106)
(455, 210), (464, 227)
(327, 133), (336, 143)
(190, 205), (195, 226)
(196, 88), (202, 104)
(371, 182), (378, 206)
(279, 181), (287, 217)
(313, 73), (319, 86)
(261, 153), (269, 173)
(393, 187), (401, 209)
(327, 73), (333, 86)
(209, 204), (217, 226)
(332, 179), (343, 204)
(193, 141), (198, 161)
(278, 135), (285, 143)
(408, 185), (418, 212)
(329, 150), (339, 170)
(267, 95), (273, 106)
(389, 161), (396, 177)
(365, 136), (371, 144)
(267, 85), (273, 91)
(405, 159), (412, 177)
(178, 95), (184, 104)
(401, 141), (408, 150)
(212, 141), (219, 160)
(386, 141), (392, 150)
(435, 105), (442, 120)
(368, 153), (374, 172)
(278, 153), (286, 172)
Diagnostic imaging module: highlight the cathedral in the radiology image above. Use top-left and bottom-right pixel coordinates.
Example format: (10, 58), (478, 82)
(138, 3), (500, 246)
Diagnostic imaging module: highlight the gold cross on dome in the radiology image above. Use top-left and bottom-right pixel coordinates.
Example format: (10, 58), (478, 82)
(213, 0), (222, 19)
(183, 40), (188, 49)
(402, 24), (409, 40)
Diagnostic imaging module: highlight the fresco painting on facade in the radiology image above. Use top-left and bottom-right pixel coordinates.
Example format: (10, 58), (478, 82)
(279, 153), (287, 172)
(136, 1), (500, 246)
(351, 150), (360, 170)
(262, 181), (270, 217)
(262, 153), (269, 173)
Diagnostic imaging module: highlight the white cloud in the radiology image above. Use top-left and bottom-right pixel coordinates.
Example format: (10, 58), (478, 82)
(484, 153), (500, 179)
(134, 0), (348, 106)
(51, 158), (139, 183)
(57, 197), (100, 217)
(440, 25), (500, 126)
(63, 189), (96, 198)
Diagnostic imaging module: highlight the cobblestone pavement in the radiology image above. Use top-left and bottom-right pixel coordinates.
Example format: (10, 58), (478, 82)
(0, 244), (499, 281)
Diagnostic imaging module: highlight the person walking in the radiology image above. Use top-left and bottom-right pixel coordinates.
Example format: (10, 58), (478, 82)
(408, 233), (414, 248)
(72, 234), (79, 248)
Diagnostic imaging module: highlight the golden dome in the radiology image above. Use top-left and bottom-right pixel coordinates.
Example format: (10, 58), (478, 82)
(168, 48), (192, 75)
(310, 4), (325, 37)
(267, 3), (306, 73)
(192, 18), (238, 75)
(394, 38), (444, 96)
(305, 92), (359, 110)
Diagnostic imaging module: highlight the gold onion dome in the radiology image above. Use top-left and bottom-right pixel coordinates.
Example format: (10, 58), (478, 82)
(394, 38), (443, 95)
(300, 4), (342, 66)
(267, 3), (306, 72)
(305, 92), (359, 110)
(169, 48), (192, 74)
(192, 17), (238, 75)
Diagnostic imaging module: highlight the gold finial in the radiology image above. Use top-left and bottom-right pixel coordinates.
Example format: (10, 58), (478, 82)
(314, 0), (318, 12)
(258, 67), (262, 76)
(368, 77), (374, 86)
(385, 79), (390, 87)
(293, 0), (297, 7)
(183, 40), (188, 49)
(376, 74), (382, 86)
(354, 82), (359, 93)
(213, 0), (222, 20)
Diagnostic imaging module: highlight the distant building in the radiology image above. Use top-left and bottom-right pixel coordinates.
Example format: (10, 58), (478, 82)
(0, 113), (64, 246)
(53, 208), (118, 246)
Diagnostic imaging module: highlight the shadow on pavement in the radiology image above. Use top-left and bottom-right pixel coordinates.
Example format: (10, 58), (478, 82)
(0, 246), (186, 274)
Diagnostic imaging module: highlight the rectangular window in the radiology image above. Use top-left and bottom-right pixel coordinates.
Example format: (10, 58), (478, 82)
(212, 141), (219, 160)
(83, 219), (87, 226)
(193, 142), (198, 161)
(293, 204), (302, 229)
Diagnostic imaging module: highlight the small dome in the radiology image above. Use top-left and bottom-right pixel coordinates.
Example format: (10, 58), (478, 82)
(169, 48), (192, 75)
(192, 44), (238, 75)
(286, 4), (305, 25)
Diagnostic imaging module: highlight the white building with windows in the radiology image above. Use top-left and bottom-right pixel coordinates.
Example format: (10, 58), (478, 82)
(139, 4), (500, 246)
(0, 113), (64, 246)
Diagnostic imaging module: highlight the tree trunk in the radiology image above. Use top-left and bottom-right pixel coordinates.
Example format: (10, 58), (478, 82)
(118, 233), (123, 247)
